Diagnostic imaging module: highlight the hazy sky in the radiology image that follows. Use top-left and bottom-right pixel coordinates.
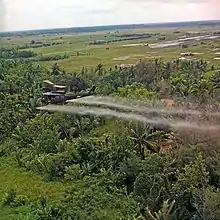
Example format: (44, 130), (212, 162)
(3, 0), (220, 31)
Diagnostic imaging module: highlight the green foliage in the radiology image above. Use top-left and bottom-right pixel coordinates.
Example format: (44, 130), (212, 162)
(74, 135), (134, 174)
(115, 156), (142, 193)
(2, 190), (17, 206)
(1, 189), (29, 208)
(146, 200), (176, 220)
(198, 187), (220, 219)
(170, 152), (210, 219)
(128, 122), (166, 158)
(32, 176), (140, 220)
(10, 212), (38, 220)
(0, 48), (37, 59)
(134, 154), (169, 212)
(112, 83), (157, 100)
(64, 164), (85, 181)
(32, 152), (75, 181)
(96, 69), (134, 95)
(11, 114), (60, 152)
(1, 43), (220, 219)
(174, 152), (209, 190)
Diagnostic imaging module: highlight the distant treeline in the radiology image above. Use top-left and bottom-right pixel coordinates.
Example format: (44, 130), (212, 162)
(0, 48), (92, 62)
(0, 48), (37, 59)
(88, 34), (156, 45)
(33, 51), (92, 62)
(115, 33), (157, 38)
(1, 20), (219, 37)
(17, 40), (64, 50)
(0, 48), (67, 61)
(31, 54), (69, 62)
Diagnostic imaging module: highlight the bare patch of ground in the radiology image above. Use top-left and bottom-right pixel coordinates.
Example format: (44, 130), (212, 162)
(122, 43), (148, 47)
(112, 56), (130, 61)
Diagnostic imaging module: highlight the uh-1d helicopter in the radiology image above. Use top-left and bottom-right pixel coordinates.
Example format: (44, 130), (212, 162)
(41, 80), (96, 104)
(39, 80), (173, 134)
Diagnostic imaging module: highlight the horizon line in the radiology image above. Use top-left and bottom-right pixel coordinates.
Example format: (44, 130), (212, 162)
(1, 19), (220, 34)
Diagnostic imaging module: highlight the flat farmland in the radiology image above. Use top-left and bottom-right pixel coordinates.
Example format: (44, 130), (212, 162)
(1, 25), (220, 72)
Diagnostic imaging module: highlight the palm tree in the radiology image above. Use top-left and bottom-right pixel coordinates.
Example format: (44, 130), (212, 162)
(128, 122), (165, 159)
(96, 63), (104, 76)
(162, 61), (173, 79)
(173, 59), (180, 72)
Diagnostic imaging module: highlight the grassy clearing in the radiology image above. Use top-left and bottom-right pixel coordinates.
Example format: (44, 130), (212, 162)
(0, 157), (67, 201)
(0, 156), (68, 219)
(0, 205), (32, 220)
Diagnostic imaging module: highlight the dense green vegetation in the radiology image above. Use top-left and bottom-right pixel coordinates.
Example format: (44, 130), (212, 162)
(1, 24), (220, 219)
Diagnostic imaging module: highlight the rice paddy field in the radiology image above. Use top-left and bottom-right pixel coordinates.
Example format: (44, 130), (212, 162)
(1, 23), (220, 72)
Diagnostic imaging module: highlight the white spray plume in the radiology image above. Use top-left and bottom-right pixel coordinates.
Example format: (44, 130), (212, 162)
(67, 96), (220, 117)
(37, 104), (220, 132)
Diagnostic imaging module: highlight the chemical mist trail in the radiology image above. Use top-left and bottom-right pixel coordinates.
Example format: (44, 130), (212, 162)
(68, 96), (220, 117)
(37, 105), (220, 132)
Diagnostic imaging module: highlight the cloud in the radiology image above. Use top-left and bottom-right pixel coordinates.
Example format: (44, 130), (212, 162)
(87, 7), (119, 14)
(58, 5), (86, 11)
(0, 0), (6, 31)
(58, 4), (118, 14)
(121, 0), (209, 2)
(4, 0), (220, 31)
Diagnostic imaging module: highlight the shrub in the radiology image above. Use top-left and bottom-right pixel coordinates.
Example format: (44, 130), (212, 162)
(64, 164), (85, 181)
(2, 189), (17, 206)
